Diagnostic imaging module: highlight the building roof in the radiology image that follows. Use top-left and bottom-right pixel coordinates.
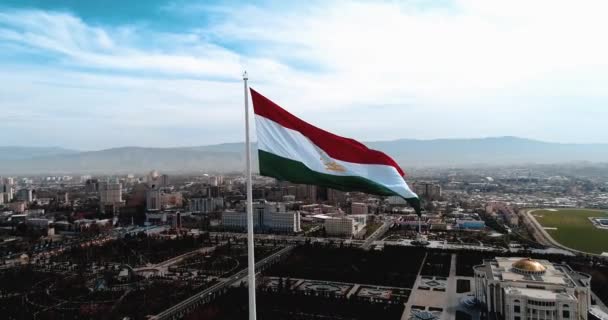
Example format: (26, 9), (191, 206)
(512, 258), (547, 273)
(477, 257), (583, 287)
(504, 287), (575, 301)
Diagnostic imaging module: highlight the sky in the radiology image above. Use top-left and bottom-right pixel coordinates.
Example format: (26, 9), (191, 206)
(1, 0), (607, 150)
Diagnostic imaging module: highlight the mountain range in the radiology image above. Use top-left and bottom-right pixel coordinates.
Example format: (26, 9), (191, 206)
(1, 137), (607, 174)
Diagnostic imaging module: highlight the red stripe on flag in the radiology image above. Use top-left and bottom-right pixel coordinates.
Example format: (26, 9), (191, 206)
(250, 88), (406, 177)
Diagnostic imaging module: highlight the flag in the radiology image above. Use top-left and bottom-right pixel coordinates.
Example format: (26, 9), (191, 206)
(251, 89), (421, 214)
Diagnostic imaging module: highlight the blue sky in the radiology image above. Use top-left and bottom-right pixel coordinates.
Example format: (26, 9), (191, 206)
(1, 0), (607, 150)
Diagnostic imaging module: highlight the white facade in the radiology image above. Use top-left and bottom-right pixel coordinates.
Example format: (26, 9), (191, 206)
(324, 216), (366, 238)
(221, 209), (301, 233)
(190, 197), (224, 213)
(474, 257), (591, 320)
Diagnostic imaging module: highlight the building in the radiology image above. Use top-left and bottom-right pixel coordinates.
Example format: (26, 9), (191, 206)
(160, 174), (170, 187)
(474, 257), (591, 320)
(221, 201), (300, 232)
(56, 191), (69, 204)
(146, 189), (162, 211)
(146, 170), (160, 187)
(9, 201), (26, 213)
(457, 219), (486, 230)
(221, 211), (301, 232)
(161, 192), (183, 208)
(324, 216), (366, 238)
(351, 202), (368, 215)
(414, 182), (442, 201)
(99, 182), (122, 203)
(16, 189), (34, 202)
(99, 182), (123, 213)
(327, 188), (347, 204)
(1, 184), (14, 202)
(190, 197), (224, 214)
(26, 218), (51, 230)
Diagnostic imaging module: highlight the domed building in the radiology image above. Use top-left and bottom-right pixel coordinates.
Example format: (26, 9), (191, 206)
(474, 257), (591, 320)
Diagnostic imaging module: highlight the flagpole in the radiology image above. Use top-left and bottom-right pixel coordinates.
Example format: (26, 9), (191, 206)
(243, 71), (257, 320)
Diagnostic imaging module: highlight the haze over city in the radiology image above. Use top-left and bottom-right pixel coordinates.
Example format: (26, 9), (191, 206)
(2, 0), (608, 149)
(2, 1), (608, 320)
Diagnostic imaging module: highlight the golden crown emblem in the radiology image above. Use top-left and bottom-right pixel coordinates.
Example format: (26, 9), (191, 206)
(312, 143), (346, 172)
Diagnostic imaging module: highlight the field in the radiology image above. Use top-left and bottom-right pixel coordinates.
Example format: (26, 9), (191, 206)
(533, 209), (608, 254)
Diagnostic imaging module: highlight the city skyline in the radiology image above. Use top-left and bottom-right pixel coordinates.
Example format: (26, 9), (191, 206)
(2, 0), (608, 149)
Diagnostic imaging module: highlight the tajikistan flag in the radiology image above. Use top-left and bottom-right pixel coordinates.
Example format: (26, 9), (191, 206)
(251, 89), (421, 214)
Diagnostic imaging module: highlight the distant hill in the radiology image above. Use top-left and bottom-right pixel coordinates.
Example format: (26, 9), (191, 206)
(365, 136), (608, 167)
(0, 146), (78, 161)
(1, 137), (607, 174)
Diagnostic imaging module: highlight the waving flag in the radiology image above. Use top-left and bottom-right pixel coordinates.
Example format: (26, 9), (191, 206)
(251, 89), (420, 214)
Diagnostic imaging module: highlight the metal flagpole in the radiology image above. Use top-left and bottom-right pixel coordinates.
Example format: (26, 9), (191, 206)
(243, 71), (257, 320)
(417, 214), (421, 240)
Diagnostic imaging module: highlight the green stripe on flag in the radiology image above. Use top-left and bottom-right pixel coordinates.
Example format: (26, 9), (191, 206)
(258, 150), (420, 213)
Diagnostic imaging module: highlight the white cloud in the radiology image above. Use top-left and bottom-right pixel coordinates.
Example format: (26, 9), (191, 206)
(1, 1), (608, 149)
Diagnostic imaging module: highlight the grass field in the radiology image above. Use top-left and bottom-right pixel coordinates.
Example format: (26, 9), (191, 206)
(533, 208), (608, 254)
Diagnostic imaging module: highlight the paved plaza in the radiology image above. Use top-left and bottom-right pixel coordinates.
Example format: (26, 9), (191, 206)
(402, 253), (481, 320)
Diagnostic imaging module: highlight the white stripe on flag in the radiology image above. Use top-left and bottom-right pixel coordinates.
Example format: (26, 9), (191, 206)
(255, 115), (418, 199)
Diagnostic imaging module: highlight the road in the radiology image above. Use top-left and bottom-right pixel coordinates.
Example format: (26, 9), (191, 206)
(151, 245), (294, 320)
(521, 209), (595, 256)
(362, 220), (392, 250)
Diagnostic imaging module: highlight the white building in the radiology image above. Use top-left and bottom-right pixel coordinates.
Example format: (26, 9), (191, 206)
(190, 197), (224, 214)
(474, 257), (591, 320)
(324, 215), (366, 238)
(221, 205), (301, 233)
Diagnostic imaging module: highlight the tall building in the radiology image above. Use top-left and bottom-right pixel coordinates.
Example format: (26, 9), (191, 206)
(85, 179), (99, 193)
(414, 182), (442, 201)
(147, 170), (160, 187)
(160, 174), (170, 187)
(474, 257), (591, 320)
(146, 189), (162, 211)
(1, 184), (14, 203)
(99, 182), (123, 213)
(16, 189), (34, 203)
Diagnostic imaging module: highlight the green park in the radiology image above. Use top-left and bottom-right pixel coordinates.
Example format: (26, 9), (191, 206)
(533, 209), (608, 254)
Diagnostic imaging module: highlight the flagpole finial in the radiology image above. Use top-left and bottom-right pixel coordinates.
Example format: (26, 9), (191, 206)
(243, 71), (248, 80)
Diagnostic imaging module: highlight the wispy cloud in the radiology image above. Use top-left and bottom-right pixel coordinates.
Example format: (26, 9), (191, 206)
(1, 0), (608, 149)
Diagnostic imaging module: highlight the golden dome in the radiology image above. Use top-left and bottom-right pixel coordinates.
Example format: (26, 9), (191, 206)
(512, 258), (546, 273)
